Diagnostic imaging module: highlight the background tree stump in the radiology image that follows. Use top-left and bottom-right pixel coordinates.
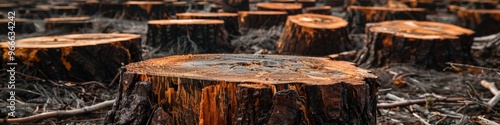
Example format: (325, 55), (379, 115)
(257, 3), (302, 15)
(270, 0), (317, 8)
(277, 14), (353, 56)
(44, 16), (92, 34)
(354, 20), (475, 69)
(50, 5), (79, 17)
(79, 0), (99, 16)
(457, 9), (500, 37)
(0, 19), (36, 34)
(400, 0), (436, 14)
(238, 11), (288, 29)
(106, 54), (379, 124)
(123, 1), (170, 21)
(305, 6), (332, 15)
(0, 3), (16, 12)
(448, 0), (498, 9)
(0, 33), (142, 82)
(24, 5), (52, 19)
(165, 1), (189, 16)
(346, 6), (426, 33)
(177, 12), (240, 39)
(146, 19), (230, 57)
(221, 0), (250, 12)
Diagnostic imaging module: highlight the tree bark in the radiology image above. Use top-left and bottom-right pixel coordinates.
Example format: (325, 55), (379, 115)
(400, 0), (436, 14)
(165, 1), (190, 16)
(277, 14), (353, 56)
(346, 6), (426, 33)
(177, 12), (240, 39)
(354, 20), (475, 70)
(0, 33), (142, 82)
(238, 11), (288, 29)
(221, 0), (250, 12)
(457, 9), (500, 37)
(44, 17), (92, 34)
(146, 19), (230, 57)
(270, 0), (317, 8)
(0, 19), (36, 34)
(305, 6), (332, 15)
(123, 1), (170, 21)
(106, 54), (379, 125)
(257, 3), (302, 15)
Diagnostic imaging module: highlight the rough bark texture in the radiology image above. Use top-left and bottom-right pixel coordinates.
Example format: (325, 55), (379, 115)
(346, 6), (426, 33)
(106, 54), (379, 125)
(277, 14), (353, 56)
(221, 0), (250, 12)
(123, 1), (170, 21)
(257, 3), (302, 15)
(177, 12), (240, 39)
(270, 0), (316, 8)
(354, 20), (475, 70)
(105, 81), (152, 125)
(146, 19), (230, 57)
(50, 5), (79, 17)
(238, 11), (288, 29)
(457, 9), (500, 37)
(0, 19), (36, 34)
(305, 6), (332, 15)
(44, 17), (92, 34)
(0, 33), (142, 82)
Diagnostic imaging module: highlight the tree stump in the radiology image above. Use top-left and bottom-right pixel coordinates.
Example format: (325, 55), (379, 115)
(305, 6), (332, 15)
(80, 0), (99, 16)
(0, 33), (142, 82)
(24, 6), (52, 19)
(401, 0), (436, 14)
(50, 5), (79, 17)
(44, 17), (92, 34)
(177, 12), (240, 38)
(354, 20), (475, 69)
(99, 3), (126, 18)
(193, 1), (210, 10)
(346, 6), (426, 33)
(257, 3), (302, 15)
(457, 9), (500, 37)
(105, 54), (379, 125)
(277, 14), (352, 56)
(0, 19), (36, 34)
(146, 19), (230, 57)
(209, 4), (223, 12)
(123, 1), (169, 21)
(221, 0), (250, 12)
(165, 1), (189, 16)
(448, 0), (498, 9)
(0, 3), (17, 12)
(238, 11), (288, 29)
(270, 0), (316, 8)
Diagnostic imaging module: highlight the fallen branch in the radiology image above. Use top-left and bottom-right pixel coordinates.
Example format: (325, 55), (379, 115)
(378, 97), (469, 108)
(1, 99), (116, 123)
(472, 116), (500, 125)
(480, 80), (500, 108)
(412, 113), (431, 125)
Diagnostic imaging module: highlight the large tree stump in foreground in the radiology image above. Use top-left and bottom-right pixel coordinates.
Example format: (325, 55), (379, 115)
(123, 1), (169, 21)
(354, 20), (475, 69)
(0, 19), (36, 34)
(257, 3), (302, 15)
(346, 6), (426, 33)
(44, 17), (92, 34)
(238, 11), (288, 29)
(105, 54), (379, 124)
(457, 9), (500, 37)
(0, 33), (142, 82)
(146, 19), (230, 57)
(277, 14), (353, 56)
(177, 12), (240, 38)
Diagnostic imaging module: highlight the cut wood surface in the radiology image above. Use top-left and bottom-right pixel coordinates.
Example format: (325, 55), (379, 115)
(277, 14), (353, 56)
(305, 6), (332, 15)
(346, 6), (426, 33)
(146, 19), (230, 57)
(0, 33), (142, 82)
(0, 19), (36, 34)
(257, 3), (302, 15)
(270, 0), (316, 8)
(106, 54), (379, 124)
(238, 11), (288, 29)
(44, 16), (92, 34)
(177, 12), (240, 38)
(355, 20), (475, 69)
(123, 1), (170, 21)
(457, 9), (500, 37)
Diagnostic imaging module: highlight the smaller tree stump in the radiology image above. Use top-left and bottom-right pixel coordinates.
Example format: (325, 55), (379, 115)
(270, 0), (316, 8)
(401, 0), (436, 14)
(44, 16), (92, 34)
(165, 1), (189, 16)
(354, 20), (475, 69)
(146, 19), (230, 57)
(0, 33), (142, 82)
(50, 5), (79, 17)
(123, 1), (169, 21)
(0, 3), (17, 12)
(257, 3), (302, 15)
(277, 14), (352, 56)
(24, 6), (52, 19)
(0, 19), (36, 34)
(177, 12), (240, 38)
(238, 11), (288, 29)
(305, 6), (332, 15)
(193, 1), (210, 10)
(209, 4), (223, 12)
(221, 0), (250, 12)
(346, 6), (426, 33)
(457, 9), (500, 37)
